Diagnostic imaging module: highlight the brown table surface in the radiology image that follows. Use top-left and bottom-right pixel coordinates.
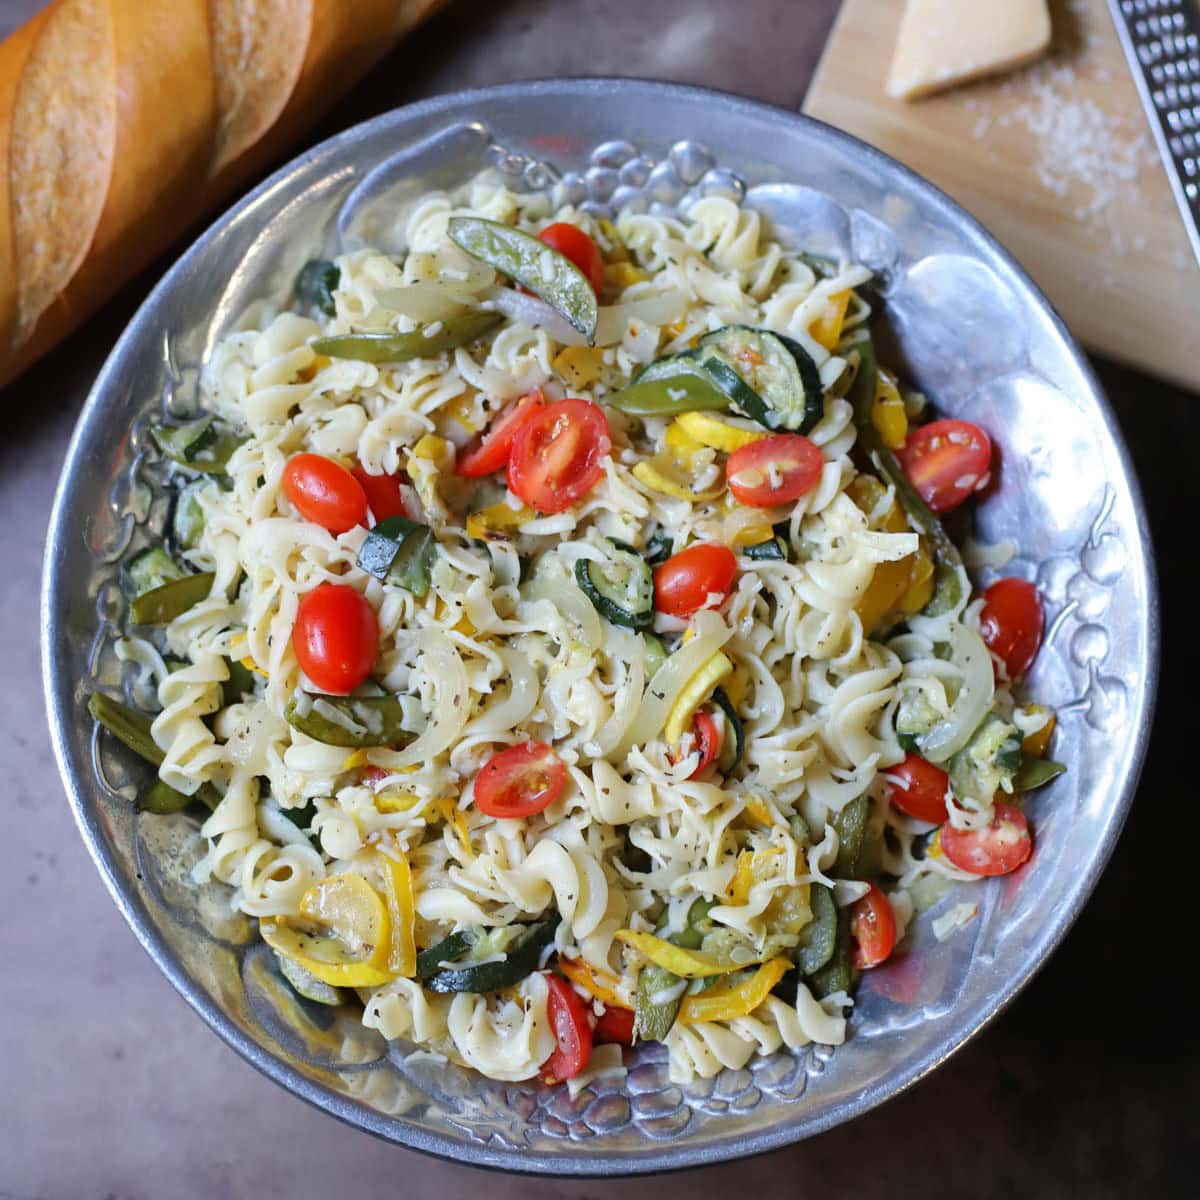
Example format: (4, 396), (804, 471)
(1, 1), (1192, 1195)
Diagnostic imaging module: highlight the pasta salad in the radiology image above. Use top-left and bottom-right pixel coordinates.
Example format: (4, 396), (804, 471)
(90, 172), (1063, 1088)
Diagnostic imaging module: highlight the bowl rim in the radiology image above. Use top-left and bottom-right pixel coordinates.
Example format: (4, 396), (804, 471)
(41, 76), (1160, 1175)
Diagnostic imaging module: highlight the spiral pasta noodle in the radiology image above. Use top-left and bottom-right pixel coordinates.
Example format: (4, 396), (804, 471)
(100, 167), (1051, 1090)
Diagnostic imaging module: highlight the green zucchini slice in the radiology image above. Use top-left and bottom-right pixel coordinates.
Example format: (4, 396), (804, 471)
(575, 546), (654, 630)
(151, 415), (245, 474)
(711, 687), (744, 774)
(124, 547), (185, 599)
(420, 919), (559, 994)
(696, 326), (824, 433)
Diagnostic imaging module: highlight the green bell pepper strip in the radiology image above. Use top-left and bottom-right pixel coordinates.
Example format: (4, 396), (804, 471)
(635, 965), (687, 1042)
(1013, 755), (1067, 791)
(807, 908), (854, 999)
(605, 367), (731, 417)
(357, 515), (436, 598)
(832, 795), (870, 877)
(294, 259), (340, 317)
(792, 883), (838, 976)
(151, 415), (246, 475)
(283, 693), (412, 749)
(129, 571), (216, 625)
(448, 216), (598, 339)
(633, 898), (715, 1041)
(311, 310), (502, 363)
(848, 339), (963, 617)
(420, 919), (559, 994)
(87, 692), (218, 812)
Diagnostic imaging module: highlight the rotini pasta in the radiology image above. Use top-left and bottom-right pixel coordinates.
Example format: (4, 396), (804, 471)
(95, 167), (1056, 1091)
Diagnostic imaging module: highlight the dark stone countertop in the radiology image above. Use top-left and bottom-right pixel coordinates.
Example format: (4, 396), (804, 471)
(0, 1), (1192, 1194)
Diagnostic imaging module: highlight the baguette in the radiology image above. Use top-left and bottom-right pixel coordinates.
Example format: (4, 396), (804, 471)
(0, 0), (446, 387)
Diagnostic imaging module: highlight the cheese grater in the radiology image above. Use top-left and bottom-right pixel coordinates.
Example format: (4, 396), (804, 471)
(1107, 0), (1200, 267)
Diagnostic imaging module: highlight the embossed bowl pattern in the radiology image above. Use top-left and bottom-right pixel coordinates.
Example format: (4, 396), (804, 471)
(41, 81), (1158, 1174)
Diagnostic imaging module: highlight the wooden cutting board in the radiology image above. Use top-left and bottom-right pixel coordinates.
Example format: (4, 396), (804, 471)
(804, 0), (1200, 392)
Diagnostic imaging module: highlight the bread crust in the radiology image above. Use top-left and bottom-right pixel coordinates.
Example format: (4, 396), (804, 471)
(0, 0), (446, 386)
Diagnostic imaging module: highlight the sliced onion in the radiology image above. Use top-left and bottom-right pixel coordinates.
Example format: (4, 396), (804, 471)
(371, 631), (468, 769)
(918, 621), (995, 763)
(524, 560), (604, 650)
(485, 287), (588, 345)
(594, 630), (646, 756)
(462, 647), (538, 736)
(377, 282), (477, 324)
(594, 290), (689, 346)
(620, 610), (732, 754)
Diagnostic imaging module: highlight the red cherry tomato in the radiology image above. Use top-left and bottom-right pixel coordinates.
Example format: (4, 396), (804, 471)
(293, 583), (378, 694)
(507, 399), (611, 514)
(671, 710), (721, 780)
(351, 465), (411, 523)
(282, 454), (369, 534)
(538, 223), (605, 296)
(979, 577), (1044, 680)
(653, 543), (738, 618)
(850, 883), (897, 970)
(940, 802), (1033, 877)
(456, 389), (544, 478)
(541, 973), (594, 1084)
(897, 418), (992, 514)
(361, 766), (390, 786)
(593, 1003), (635, 1046)
(473, 741), (567, 819)
(726, 433), (824, 508)
(886, 753), (951, 824)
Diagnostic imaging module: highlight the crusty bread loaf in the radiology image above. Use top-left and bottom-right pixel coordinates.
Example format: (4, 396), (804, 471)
(0, 0), (445, 386)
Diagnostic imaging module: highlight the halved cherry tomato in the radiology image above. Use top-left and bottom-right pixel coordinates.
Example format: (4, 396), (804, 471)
(593, 1003), (635, 1046)
(896, 418), (992, 514)
(455, 389), (544, 478)
(293, 583), (378, 694)
(940, 802), (1032, 877)
(361, 766), (390, 786)
(886, 753), (950, 824)
(538, 223), (605, 296)
(850, 883), (897, 970)
(653, 543), (738, 618)
(979, 577), (1044, 680)
(507, 399), (611, 514)
(473, 741), (567, 819)
(726, 433), (823, 508)
(671, 710), (721, 780)
(541, 972), (594, 1084)
(283, 453), (368, 534)
(351, 465), (411, 523)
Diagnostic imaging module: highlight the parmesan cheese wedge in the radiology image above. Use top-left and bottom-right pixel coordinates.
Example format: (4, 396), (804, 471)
(887, 0), (1052, 101)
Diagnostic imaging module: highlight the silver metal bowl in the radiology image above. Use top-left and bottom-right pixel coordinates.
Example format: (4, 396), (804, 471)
(41, 79), (1159, 1174)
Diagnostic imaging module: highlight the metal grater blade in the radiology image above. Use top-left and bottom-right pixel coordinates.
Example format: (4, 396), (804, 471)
(1106, 0), (1200, 267)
